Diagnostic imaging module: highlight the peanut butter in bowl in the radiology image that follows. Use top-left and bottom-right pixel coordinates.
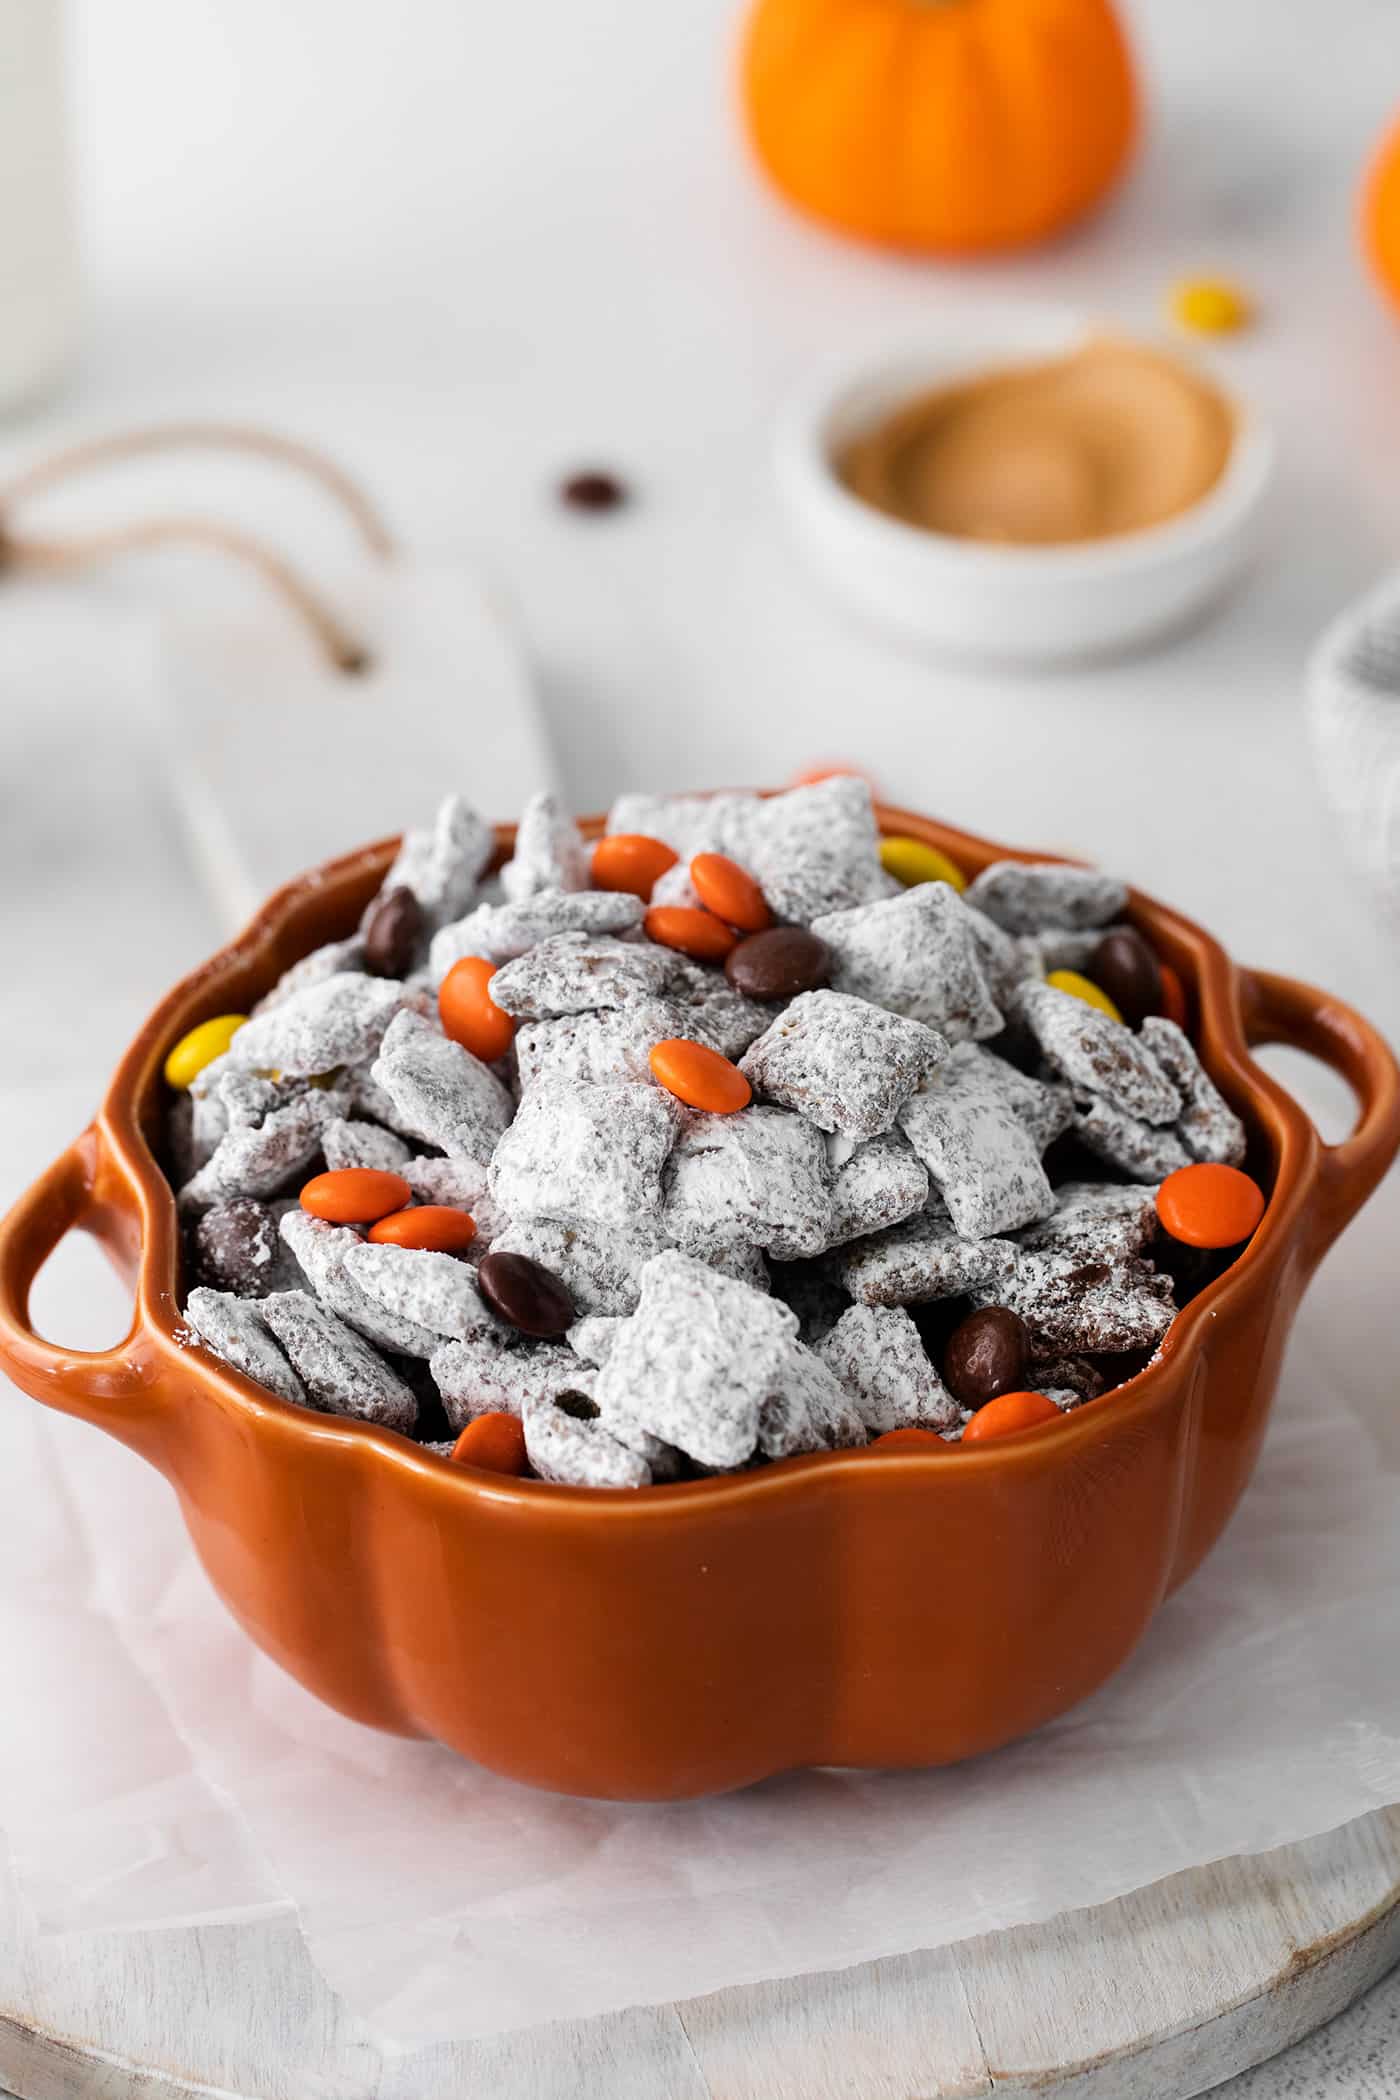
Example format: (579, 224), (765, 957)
(836, 338), (1237, 548)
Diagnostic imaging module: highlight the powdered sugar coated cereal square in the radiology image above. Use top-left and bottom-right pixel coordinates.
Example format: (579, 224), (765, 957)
(489, 932), (683, 1020)
(661, 1104), (832, 1260)
(370, 1009), (514, 1164)
(489, 1079), (678, 1227)
(500, 791), (589, 904)
(491, 1213), (673, 1315)
(429, 888), (644, 981)
(1140, 1016), (1247, 1166)
(259, 1290), (418, 1432)
(380, 794), (493, 931)
(898, 1057), (1055, 1239)
(812, 884), (1003, 1043)
(229, 973), (404, 1079)
(740, 989), (948, 1140)
(1018, 981), (1181, 1125)
(818, 1304), (958, 1433)
(965, 861), (1127, 935)
(185, 1287), (306, 1407)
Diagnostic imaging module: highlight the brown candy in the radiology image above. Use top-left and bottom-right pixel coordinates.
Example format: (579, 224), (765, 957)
(724, 926), (831, 1003)
(1089, 927), (1164, 1030)
(363, 886), (424, 978)
(942, 1305), (1030, 1410)
(194, 1198), (295, 1298)
(477, 1249), (575, 1338)
(559, 470), (629, 512)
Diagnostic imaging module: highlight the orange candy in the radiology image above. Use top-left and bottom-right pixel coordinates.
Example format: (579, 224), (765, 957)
(1158, 962), (1188, 1028)
(300, 1168), (411, 1225)
(649, 1037), (752, 1114)
(961, 1391), (1062, 1443)
(450, 1412), (530, 1476)
(1156, 1162), (1264, 1250)
(871, 1426), (946, 1451)
(690, 852), (772, 934)
(439, 956), (516, 1064)
(368, 1205), (478, 1253)
(591, 833), (678, 899)
(644, 904), (738, 962)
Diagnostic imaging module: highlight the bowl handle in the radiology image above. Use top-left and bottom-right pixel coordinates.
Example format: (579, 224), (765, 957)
(0, 1124), (171, 1457)
(1240, 968), (1400, 1263)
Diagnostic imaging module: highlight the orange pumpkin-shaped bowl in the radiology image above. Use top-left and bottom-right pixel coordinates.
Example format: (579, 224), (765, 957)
(1, 802), (1396, 1800)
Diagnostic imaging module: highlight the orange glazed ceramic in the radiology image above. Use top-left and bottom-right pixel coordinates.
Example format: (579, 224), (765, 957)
(1, 805), (1397, 1801)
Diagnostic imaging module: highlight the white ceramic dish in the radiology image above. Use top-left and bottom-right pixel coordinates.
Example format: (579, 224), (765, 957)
(774, 306), (1275, 667)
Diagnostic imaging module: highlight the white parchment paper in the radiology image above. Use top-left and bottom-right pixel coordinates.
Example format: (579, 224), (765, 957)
(3, 1099), (1399, 2043)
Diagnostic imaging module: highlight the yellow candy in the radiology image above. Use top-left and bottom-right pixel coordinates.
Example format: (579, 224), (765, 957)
(163, 1013), (248, 1090)
(1169, 276), (1252, 335)
(879, 836), (967, 893)
(1046, 969), (1122, 1024)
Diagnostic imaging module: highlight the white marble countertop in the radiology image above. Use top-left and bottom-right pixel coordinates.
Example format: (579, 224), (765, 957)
(2, 0), (1398, 2089)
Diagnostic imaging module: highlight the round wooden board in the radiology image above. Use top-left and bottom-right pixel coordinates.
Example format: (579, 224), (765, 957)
(0, 1807), (1397, 2100)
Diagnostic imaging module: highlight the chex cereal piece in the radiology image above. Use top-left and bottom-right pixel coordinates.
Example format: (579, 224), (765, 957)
(491, 1214), (672, 1315)
(605, 790), (762, 863)
(514, 1000), (689, 1093)
(768, 1260), (850, 1345)
(1017, 1182), (1160, 1262)
(833, 1211), (1016, 1306)
(343, 1241), (500, 1342)
(695, 1237), (771, 1291)
(758, 1340), (866, 1458)
(568, 1314), (626, 1365)
(1029, 1355), (1107, 1401)
(1019, 981), (1181, 1124)
(1074, 1098), (1191, 1182)
(522, 1387), (652, 1488)
(940, 1042), (1073, 1151)
(280, 1209), (445, 1357)
(818, 1304), (959, 1433)
(260, 1290), (418, 1432)
(429, 888), (644, 981)
(380, 793), (493, 931)
(430, 1333), (582, 1428)
(185, 1287), (306, 1406)
(194, 1198), (302, 1298)
(740, 990), (948, 1141)
(229, 973), (404, 1080)
(981, 1250), (1174, 1354)
(964, 908), (1028, 1006)
(500, 791), (589, 903)
(252, 937), (364, 1015)
(320, 1117), (412, 1174)
(826, 1132), (930, 1248)
(965, 861), (1128, 935)
(671, 964), (779, 1059)
(661, 1105), (832, 1261)
(812, 885), (1003, 1042)
(490, 932), (683, 1020)
(489, 1080), (678, 1227)
(370, 1009), (514, 1164)
(1140, 1017), (1248, 1166)
(180, 1083), (351, 1209)
(899, 1058), (1055, 1240)
(595, 1250), (798, 1468)
(749, 776), (885, 925)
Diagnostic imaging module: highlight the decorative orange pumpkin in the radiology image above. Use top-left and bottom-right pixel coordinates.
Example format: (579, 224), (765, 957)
(740, 0), (1139, 256)
(1363, 114), (1400, 313)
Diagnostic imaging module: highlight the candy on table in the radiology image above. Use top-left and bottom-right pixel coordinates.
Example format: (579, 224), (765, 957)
(1157, 1162), (1265, 1248)
(163, 1013), (248, 1090)
(1016, 1181), (1161, 1262)
(941, 1305), (1030, 1410)
(740, 989), (948, 1141)
(898, 1060), (1056, 1241)
(979, 1248), (1175, 1355)
(650, 1037), (752, 1115)
(438, 956), (517, 1064)
(430, 1332), (581, 1430)
(194, 1198), (303, 1299)
(1074, 1096), (1193, 1182)
(499, 789), (590, 903)
(833, 1206), (1017, 1307)
(661, 1104), (833, 1261)
(1139, 1017), (1248, 1166)
(319, 1116), (413, 1175)
(878, 835), (967, 892)
(817, 1304), (959, 1434)
(250, 937), (364, 1016)
(184, 1287), (306, 1407)
(591, 832), (680, 899)
(428, 886), (644, 981)
(370, 1009), (514, 1164)
(812, 883), (1003, 1042)
(489, 1079), (679, 1228)
(489, 930), (684, 1019)
(724, 925), (831, 1004)
(964, 862), (1128, 935)
(179, 1082), (352, 1210)
(227, 972), (405, 1079)
(1018, 980), (1182, 1125)
(342, 1241), (502, 1344)
(1046, 968), (1123, 1023)
(522, 1386), (653, 1489)
(567, 1313), (627, 1365)
(1170, 276), (1252, 334)
(825, 1130), (931, 1248)
(279, 1209), (447, 1358)
(376, 792), (493, 933)
(362, 887), (426, 980)
(513, 1000), (686, 1094)
(259, 1290), (419, 1433)
(595, 1251), (799, 1470)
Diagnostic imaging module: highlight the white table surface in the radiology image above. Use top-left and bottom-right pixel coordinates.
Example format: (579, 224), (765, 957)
(2, 0), (1400, 2090)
